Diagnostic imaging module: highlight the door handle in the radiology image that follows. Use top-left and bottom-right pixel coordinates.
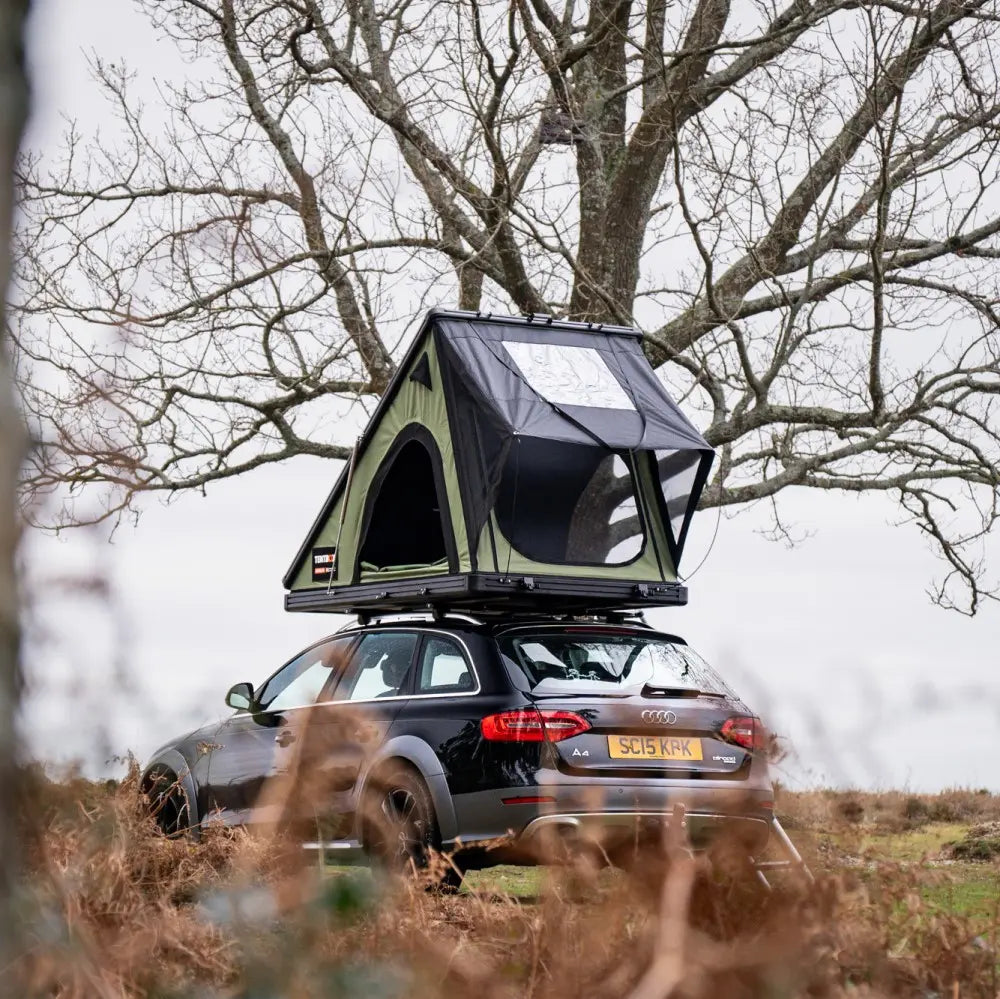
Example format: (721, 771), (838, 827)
(274, 729), (296, 747)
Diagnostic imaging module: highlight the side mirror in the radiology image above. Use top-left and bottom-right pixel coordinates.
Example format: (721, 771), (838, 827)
(225, 682), (254, 712)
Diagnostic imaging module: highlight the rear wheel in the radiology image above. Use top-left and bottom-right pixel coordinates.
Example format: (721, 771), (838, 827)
(363, 767), (462, 892)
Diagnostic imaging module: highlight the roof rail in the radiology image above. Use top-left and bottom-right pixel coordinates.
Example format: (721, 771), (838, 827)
(343, 609), (488, 629)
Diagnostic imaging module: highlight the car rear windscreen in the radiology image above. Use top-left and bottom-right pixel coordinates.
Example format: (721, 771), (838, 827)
(498, 631), (736, 698)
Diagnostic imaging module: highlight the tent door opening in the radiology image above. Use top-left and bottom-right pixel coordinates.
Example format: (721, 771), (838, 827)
(356, 432), (454, 577)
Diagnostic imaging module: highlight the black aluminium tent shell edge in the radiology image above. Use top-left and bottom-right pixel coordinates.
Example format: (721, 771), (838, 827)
(284, 572), (689, 615)
(282, 308), (649, 591)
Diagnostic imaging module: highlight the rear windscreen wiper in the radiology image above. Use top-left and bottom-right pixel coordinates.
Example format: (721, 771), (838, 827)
(641, 684), (727, 699)
(529, 690), (630, 699)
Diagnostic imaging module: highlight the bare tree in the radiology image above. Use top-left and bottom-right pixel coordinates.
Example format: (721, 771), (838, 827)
(11, 0), (1000, 611)
(0, 0), (31, 968)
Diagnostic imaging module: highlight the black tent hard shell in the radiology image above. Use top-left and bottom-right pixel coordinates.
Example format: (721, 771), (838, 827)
(284, 310), (714, 616)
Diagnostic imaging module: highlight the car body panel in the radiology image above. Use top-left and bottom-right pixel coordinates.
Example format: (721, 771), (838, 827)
(529, 694), (752, 777)
(203, 711), (282, 823)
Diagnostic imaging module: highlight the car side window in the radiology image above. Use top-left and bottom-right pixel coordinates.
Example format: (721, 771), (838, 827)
(416, 635), (474, 694)
(257, 638), (354, 713)
(336, 631), (418, 701)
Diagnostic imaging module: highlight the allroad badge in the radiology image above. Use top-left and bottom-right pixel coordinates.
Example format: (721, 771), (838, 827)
(641, 709), (677, 725)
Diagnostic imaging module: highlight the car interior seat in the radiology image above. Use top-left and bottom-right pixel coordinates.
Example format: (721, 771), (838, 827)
(560, 644), (617, 682)
(377, 645), (413, 695)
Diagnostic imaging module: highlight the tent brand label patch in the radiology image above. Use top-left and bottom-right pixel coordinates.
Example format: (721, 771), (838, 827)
(501, 341), (636, 411)
(311, 547), (337, 582)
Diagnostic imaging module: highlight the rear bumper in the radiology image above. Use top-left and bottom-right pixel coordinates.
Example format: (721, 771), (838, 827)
(451, 809), (770, 867)
(447, 779), (773, 855)
(518, 810), (770, 854)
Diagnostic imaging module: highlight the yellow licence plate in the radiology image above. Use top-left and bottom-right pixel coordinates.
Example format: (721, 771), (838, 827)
(608, 734), (703, 762)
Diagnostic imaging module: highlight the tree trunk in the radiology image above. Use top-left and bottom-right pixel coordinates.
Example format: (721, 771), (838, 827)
(0, 0), (31, 971)
(567, 0), (731, 324)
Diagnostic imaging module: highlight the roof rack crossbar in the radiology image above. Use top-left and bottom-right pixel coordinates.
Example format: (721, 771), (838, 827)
(342, 607), (651, 629)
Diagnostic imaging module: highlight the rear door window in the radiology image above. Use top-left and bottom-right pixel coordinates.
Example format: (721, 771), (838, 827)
(334, 631), (418, 701)
(416, 635), (475, 695)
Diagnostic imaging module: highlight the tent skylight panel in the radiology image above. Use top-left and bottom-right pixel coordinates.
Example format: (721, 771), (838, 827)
(500, 341), (636, 411)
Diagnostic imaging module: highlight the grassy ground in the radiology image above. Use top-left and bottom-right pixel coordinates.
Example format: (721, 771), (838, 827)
(776, 796), (1000, 958)
(343, 812), (1000, 919)
(463, 864), (542, 897)
(455, 803), (1000, 983)
(922, 868), (999, 920)
(462, 855), (1000, 913)
(460, 813), (1000, 997)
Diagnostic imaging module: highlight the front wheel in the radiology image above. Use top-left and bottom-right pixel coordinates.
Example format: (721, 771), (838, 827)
(363, 768), (462, 892)
(145, 769), (191, 837)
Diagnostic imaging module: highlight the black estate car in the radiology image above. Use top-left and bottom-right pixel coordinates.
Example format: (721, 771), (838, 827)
(143, 615), (773, 885)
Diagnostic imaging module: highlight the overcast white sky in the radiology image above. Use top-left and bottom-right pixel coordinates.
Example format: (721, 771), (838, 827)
(17, 0), (1000, 791)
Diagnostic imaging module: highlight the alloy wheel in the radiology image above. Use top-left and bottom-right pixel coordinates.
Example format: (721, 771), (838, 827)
(149, 773), (189, 837)
(379, 786), (430, 868)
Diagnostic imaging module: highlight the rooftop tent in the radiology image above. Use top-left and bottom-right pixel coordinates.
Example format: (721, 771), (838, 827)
(283, 310), (714, 616)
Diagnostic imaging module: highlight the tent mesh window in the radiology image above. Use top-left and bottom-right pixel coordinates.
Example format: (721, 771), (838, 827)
(654, 449), (702, 555)
(495, 439), (644, 566)
(358, 439), (447, 570)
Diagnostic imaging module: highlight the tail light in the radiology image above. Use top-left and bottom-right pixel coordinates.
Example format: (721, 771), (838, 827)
(481, 708), (591, 743)
(719, 715), (766, 751)
(540, 710), (592, 741)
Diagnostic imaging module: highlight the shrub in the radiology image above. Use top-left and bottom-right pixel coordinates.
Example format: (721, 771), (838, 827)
(928, 799), (960, 823)
(948, 822), (1000, 862)
(902, 795), (930, 824)
(950, 837), (1000, 861)
(837, 798), (865, 824)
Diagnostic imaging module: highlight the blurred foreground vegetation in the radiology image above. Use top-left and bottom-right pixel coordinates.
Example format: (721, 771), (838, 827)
(11, 765), (1000, 998)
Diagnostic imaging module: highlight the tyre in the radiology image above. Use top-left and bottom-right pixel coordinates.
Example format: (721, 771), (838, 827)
(363, 766), (462, 891)
(145, 769), (191, 837)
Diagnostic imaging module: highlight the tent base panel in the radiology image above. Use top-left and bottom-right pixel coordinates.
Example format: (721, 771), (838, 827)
(284, 572), (687, 617)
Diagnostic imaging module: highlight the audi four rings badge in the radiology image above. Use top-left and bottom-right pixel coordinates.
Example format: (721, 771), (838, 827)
(641, 710), (677, 725)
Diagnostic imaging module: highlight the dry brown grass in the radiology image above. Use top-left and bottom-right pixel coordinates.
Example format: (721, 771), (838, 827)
(777, 786), (1000, 835)
(16, 765), (267, 996)
(8, 770), (999, 999)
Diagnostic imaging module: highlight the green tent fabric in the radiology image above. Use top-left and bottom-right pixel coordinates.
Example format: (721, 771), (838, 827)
(283, 309), (714, 616)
